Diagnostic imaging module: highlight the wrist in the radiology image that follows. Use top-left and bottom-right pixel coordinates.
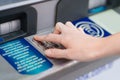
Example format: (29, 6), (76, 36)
(90, 37), (110, 60)
(94, 36), (117, 59)
(103, 34), (120, 56)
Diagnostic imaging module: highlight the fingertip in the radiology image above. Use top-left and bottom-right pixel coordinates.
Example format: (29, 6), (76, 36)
(33, 35), (39, 40)
(54, 22), (65, 34)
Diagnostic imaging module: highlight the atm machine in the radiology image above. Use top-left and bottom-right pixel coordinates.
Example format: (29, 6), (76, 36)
(0, 0), (120, 80)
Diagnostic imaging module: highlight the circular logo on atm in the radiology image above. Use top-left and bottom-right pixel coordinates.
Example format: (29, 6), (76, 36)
(75, 21), (104, 37)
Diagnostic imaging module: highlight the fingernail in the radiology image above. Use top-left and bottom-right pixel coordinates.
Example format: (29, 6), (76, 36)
(67, 21), (71, 23)
(33, 35), (37, 38)
(34, 35), (39, 39)
(57, 22), (62, 24)
(57, 22), (64, 26)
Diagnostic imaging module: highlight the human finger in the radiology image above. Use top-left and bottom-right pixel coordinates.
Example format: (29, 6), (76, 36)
(65, 21), (76, 29)
(53, 22), (68, 34)
(34, 34), (63, 44)
(45, 49), (69, 59)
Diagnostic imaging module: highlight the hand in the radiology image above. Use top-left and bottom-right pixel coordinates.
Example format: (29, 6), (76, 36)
(34, 22), (107, 62)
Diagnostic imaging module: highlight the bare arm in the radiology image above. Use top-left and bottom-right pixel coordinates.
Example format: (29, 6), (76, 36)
(34, 22), (120, 62)
(102, 33), (120, 57)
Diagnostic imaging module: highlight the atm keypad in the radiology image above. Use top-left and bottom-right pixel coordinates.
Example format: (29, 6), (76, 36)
(32, 39), (65, 51)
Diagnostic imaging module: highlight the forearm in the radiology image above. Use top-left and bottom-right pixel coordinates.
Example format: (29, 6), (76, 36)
(101, 33), (120, 57)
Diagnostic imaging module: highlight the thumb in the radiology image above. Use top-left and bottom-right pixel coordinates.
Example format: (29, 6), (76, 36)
(45, 49), (68, 59)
